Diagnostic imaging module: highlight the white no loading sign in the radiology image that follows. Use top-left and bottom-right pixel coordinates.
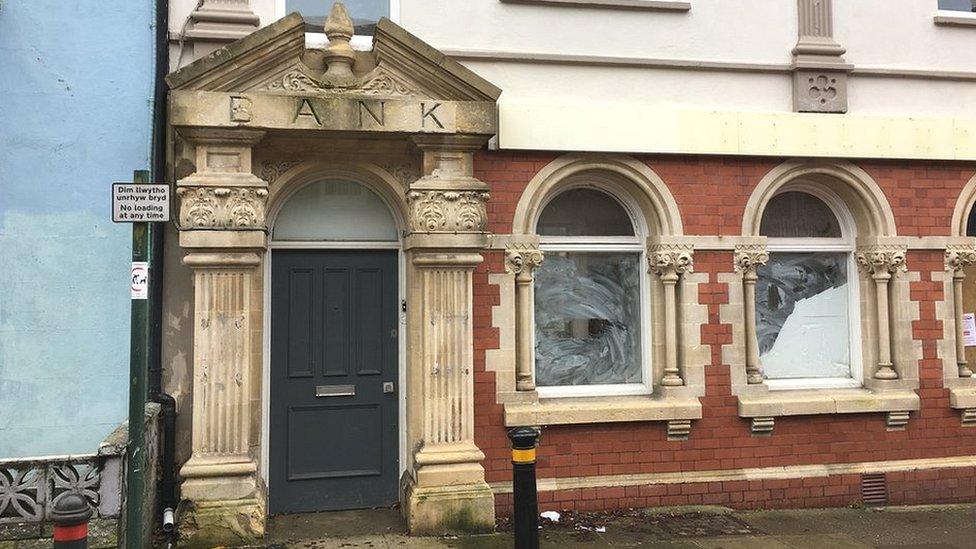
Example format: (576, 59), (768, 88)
(113, 183), (171, 223)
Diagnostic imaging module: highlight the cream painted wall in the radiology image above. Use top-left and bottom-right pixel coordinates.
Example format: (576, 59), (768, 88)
(168, 0), (976, 157)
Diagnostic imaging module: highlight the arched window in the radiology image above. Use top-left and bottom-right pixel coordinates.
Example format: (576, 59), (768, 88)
(273, 179), (398, 242)
(533, 187), (649, 396)
(756, 189), (861, 388)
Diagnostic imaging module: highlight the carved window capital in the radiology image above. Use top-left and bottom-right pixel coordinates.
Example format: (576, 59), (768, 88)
(648, 243), (694, 280)
(734, 244), (770, 278)
(856, 246), (908, 277)
(946, 245), (976, 273)
(505, 246), (544, 277)
(176, 186), (269, 230)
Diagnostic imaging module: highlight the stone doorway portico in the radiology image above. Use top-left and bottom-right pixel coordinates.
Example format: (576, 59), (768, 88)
(164, 4), (501, 545)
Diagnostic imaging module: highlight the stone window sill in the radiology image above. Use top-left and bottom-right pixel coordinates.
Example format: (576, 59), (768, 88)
(504, 394), (702, 426)
(934, 11), (976, 27)
(499, 0), (691, 12)
(948, 386), (976, 409)
(738, 388), (920, 418)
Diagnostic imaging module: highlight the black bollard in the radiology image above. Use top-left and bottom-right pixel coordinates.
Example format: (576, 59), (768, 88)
(508, 426), (540, 549)
(52, 493), (92, 549)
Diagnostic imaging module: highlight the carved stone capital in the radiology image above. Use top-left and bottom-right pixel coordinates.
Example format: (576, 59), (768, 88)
(177, 185), (268, 230)
(734, 244), (770, 278)
(406, 189), (489, 234)
(946, 245), (976, 273)
(505, 245), (544, 276)
(856, 246), (908, 277)
(649, 243), (694, 280)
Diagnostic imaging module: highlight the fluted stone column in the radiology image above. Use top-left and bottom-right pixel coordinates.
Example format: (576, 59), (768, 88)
(857, 246), (908, 380)
(402, 135), (495, 534)
(649, 243), (694, 387)
(792, 0), (851, 113)
(176, 128), (268, 544)
(506, 244), (544, 392)
(735, 245), (770, 384)
(182, 0), (261, 60)
(947, 246), (976, 378)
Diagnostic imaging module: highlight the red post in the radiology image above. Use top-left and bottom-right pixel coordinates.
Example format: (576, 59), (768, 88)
(52, 493), (92, 549)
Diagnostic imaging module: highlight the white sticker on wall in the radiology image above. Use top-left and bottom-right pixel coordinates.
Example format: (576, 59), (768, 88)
(131, 262), (149, 300)
(963, 313), (976, 347)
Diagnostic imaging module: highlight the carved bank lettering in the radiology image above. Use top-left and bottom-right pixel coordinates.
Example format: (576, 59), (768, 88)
(359, 100), (385, 127)
(293, 98), (322, 125)
(421, 102), (444, 129)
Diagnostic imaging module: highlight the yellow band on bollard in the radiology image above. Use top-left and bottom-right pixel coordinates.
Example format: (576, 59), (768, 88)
(512, 448), (536, 463)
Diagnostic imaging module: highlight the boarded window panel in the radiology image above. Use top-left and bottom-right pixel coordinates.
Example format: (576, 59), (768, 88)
(760, 192), (842, 238)
(534, 252), (642, 386)
(756, 252), (851, 379)
(537, 188), (635, 237)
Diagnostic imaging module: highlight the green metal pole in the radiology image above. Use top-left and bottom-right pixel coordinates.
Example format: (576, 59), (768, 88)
(125, 169), (151, 549)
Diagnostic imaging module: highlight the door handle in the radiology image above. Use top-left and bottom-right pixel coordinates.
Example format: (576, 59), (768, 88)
(383, 382), (395, 394)
(316, 384), (355, 397)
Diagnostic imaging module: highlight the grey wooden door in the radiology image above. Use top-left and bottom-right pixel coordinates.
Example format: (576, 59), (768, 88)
(270, 250), (399, 514)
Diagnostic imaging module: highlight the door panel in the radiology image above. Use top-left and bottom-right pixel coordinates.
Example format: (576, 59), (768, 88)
(270, 250), (399, 514)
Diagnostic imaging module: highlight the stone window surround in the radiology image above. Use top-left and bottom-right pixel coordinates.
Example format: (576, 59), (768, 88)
(487, 155), (707, 435)
(731, 160), (921, 434)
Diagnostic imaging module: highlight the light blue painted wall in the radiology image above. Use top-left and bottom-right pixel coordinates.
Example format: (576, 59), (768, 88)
(0, 1), (155, 458)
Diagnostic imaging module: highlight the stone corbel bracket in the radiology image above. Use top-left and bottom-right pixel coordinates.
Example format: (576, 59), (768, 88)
(886, 411), (910, 431)
(175, 128), (269, 238)
(791, 0), (853, 113)
(648, 240), (694, 388)
(751, 416), (775, 436)
(667, 419), (692, 441)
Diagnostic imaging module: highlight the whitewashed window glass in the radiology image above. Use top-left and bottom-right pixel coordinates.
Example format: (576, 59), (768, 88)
(756, 191), (860, 388)
(534, 188), (648, 396)
(285, 0), (391, 35)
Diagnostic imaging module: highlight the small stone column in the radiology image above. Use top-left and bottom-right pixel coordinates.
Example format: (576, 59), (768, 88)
(403, 135), (495, 534)
(857, 246), (908, 380)
(182, 0), (261, 60)
(649, 243), (694, 387)
(947, 246), (976, 377)
(175, 128), (268, 544)
(735, 244), (770, 384)
(506, 244), (544, 392)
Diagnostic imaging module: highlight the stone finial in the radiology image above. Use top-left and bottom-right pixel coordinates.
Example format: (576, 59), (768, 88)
(323, 1), (356, 83)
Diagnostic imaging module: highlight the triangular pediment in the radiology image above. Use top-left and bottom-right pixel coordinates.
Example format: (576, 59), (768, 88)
(166, 13), (500, 103)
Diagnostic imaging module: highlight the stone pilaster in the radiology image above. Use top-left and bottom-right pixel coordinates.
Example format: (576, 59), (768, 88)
(792, 0), (851, 113)
(176, 128), (267, 547)
(946, 246), (976, 377)
(857, 245), (908, 381)
(183, 0), (261, 60)
(734, 244), (770, 385)
(505, 242), (544, 392)
(402, 135), (494, 535)
(649, 242), (694, 387)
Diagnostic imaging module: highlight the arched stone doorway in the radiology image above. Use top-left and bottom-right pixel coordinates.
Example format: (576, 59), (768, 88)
(164, 3), (500, 544)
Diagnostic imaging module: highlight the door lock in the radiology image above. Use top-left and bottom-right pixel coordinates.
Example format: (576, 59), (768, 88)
(383, 381), (395, 394)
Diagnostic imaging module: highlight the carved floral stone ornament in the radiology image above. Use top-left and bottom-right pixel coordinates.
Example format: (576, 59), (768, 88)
(649, 244), (695, 279)
(734, 244), (770, 276)
(177, 186), (269, 229)
(505, 245), (544, 275)
(946, 245), (976, 273)
(406, 189), (489, 233)
(856, 246), (908, 276)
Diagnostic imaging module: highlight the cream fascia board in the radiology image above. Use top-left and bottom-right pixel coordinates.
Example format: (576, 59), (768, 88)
(497, 102), (976, 161)
(499, 0), (690, 11)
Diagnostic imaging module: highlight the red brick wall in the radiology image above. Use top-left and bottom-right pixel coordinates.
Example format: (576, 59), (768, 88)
(472, 151), (976, 513)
